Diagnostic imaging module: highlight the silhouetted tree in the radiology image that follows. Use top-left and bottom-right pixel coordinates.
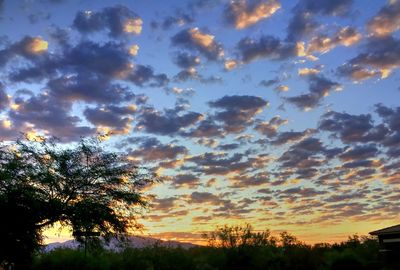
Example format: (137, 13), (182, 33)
(0, 136), (158, 269)
(203, 223), (276, 249)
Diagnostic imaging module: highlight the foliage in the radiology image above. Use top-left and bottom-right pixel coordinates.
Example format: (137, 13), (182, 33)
(0, 137), (158, 268)
(203, 223), (277, 248)
(31, 231), (388, 270)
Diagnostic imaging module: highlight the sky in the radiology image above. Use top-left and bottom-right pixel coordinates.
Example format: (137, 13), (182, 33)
(0, 0), (400, 245)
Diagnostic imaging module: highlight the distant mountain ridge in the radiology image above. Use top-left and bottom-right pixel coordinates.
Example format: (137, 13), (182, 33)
(45, 235), (198, 252)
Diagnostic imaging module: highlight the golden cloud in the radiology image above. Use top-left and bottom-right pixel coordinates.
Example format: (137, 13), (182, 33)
(129, 44), (139, 56)
(229, 0), (281, 29)
(224, 59), (237, 70)
(25, 37), (48, 54)
(298, 68), (320, 76)
(124, 18), (143, 34)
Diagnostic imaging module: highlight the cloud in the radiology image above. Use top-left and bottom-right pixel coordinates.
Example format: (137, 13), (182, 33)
(153, 10), (194, 30)
(224, 0), (281, 29)
(173, 52), (201, 69)
(127, 64), (169, 87)
(367, 1), (400, 37)
(336, 64), (385, 82)
(306, 26), (361, 54)
(254, 115), (288, 137)
(295, 0), (353, 16)
(287, 0), (354, 41)
(259, 77), (281, 87)
(285, 75), (341, 110)
(67, 41), (133, 78)
(9, 93), (94, 141)
(136, 105), (203, 136)
(319, 111), (388, 144)
(286, 12), (317, 42)
(0, 36), (49, 68)
(189, 191), (224, 205)
(173, 174), (199, 187)
(236, 35), (300, 63)
(127, 137), (188, 162)
(298, 67), (320, 76)
(340, 36), (400, 80)
(10, 40), (133, 82)
(181, 118), (225, 138)
(0, 84), (9, 111)
(271, 129), (314, 145)
(186, 151), (269, 176)
(171, 28), (224, 60)
(83, 105), (136, 134)
(338, 145), (379, 161)
(48, 73), (134, 104)
(224, 59), (238, 70)
(129, 44), (139, 56)
(73, 5), (142, 37)
(209, 95), (268, 133)
(151, 197), (178, 211)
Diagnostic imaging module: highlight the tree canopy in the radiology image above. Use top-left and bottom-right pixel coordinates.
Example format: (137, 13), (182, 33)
(0, 136), (158, 268)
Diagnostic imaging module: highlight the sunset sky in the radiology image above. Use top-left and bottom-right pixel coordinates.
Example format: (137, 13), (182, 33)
(1, 0), (400, 245)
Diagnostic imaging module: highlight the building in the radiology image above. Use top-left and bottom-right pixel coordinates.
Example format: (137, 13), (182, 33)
(370, 224), (400, 267)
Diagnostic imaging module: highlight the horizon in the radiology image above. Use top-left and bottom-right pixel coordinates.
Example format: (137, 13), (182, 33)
(1, 0), (400, 246)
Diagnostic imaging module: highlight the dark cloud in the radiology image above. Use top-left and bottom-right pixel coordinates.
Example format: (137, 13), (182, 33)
(0, 36), (49, 68)
(0, 83), (9, 111)
(236, 35), (299, 63)
(83, 105), (136, 134)
(254, 116), (287, 137)
(367, 1), (400, 37)
(136, 105), (203, 136)
(319, 111), (388, 144)
(279, 187), (326, 198)
(9, 93), (94, 141)
(271, 129), (313, 145)
(342, 159), (379, 169)
(66, 41), (132, 77)
(181, 118), (225, 138)
(339, 145), (379, 161)
(339, 36), (400, 81)
(285, 75), (341, 110)
(9, 40), (159, 85)
(287, 0), (353, 41)
(151, 197), (177, 211)
(73, 5), (142, 37)
(173, 174), (199, 187)
(154, 10), (194, 30)
(48, 73), (134, 104)
(126, 137), (188, 162)
(259, 77), (280, 87)
(286, 12), (317, 42)
(186, 152), (269, 176)
(171, 28), (224, 60)
(189, 191), (224, 205)
(375, 104), (400, 131)
(209, 95), (268, 133)
(295, 0), (353, 16)
(217, 143), (240, 151)
(127, 64), (169, 87)
(173, 52), (201, 69)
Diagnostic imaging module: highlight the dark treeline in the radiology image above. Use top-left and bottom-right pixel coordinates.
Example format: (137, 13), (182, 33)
(33, 224), (390, 270)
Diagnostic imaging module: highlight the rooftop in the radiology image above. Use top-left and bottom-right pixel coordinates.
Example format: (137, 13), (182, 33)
(370, 224), (400, 236)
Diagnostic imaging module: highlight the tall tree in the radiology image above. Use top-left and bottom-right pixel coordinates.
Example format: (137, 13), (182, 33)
(0, 136), (158, 269)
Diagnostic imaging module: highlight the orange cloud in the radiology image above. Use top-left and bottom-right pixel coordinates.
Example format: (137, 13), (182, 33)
(124, 18), (143, 34)
(25, 37), (48, 54)
(228, 0), (281, 29)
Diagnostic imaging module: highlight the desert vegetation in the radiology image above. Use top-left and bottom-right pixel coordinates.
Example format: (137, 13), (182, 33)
(32, 224), (386, 270)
